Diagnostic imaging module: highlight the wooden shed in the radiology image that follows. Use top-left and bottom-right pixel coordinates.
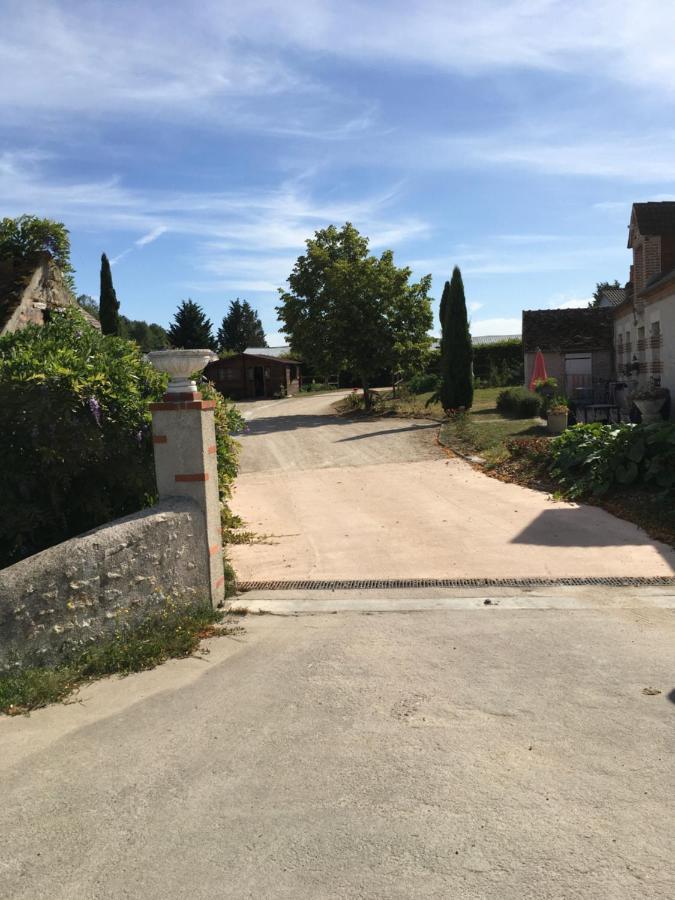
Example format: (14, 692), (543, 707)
(204, 351), (301, 400)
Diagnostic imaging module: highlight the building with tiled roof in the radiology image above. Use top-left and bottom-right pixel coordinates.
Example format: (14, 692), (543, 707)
(614, 202), (675, 412)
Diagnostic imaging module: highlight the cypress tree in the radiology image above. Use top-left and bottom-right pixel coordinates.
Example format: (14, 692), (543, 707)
(99, 253), (120, 335)
(439, 266), (473, 411)
(438, 280), (450, 354)
(217, 299), (267, 352)
(167, 299), (216, 349)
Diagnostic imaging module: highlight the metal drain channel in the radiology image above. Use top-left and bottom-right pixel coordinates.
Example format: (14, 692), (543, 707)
(237, 576), (675, 591)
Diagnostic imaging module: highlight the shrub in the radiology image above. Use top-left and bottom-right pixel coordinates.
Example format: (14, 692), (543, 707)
(496, 387), (542, 418)
(549, 422), (675, 499)
(406, 372), (440, 394)
(199, 380), (245, 533)
(0, 309), (168, 566)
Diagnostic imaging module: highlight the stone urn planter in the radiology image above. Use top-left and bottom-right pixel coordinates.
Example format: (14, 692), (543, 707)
(547, 406), (568, 435)
(146, 349), (218, 396)
(632, 388), (669, 424)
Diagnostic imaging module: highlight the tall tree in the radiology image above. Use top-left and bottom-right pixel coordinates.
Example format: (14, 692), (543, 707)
(167, 299), (215, 349)
(277, 223), (432, 409)
(217, 299), (267, 352)
(439, 266), (473, 411)
(99, 253), (120, 335)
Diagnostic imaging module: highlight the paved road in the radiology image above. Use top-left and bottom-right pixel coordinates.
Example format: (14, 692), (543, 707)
(2, 603), (674, 899)
(230, 393), (675, 581)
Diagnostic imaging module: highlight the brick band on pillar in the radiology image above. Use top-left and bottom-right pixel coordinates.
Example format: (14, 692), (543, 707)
(149, 387), (225, 608)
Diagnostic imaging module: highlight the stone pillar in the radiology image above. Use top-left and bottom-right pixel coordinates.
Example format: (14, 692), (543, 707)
(149, 389), (225, 607)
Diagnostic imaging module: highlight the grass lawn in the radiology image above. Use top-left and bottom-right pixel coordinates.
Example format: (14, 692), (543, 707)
(433, 387), (547, 464)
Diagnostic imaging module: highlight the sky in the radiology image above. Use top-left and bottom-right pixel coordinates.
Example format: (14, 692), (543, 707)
(2, 1), (675, 341)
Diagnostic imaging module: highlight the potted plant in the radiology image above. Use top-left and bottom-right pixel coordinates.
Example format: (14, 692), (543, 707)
(547, 398), (569, 435)
(632, 385), (669, 424)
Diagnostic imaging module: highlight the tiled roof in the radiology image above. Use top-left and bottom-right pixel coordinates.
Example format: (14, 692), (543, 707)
(471, 333), (521, 346)
(632, 202), (675, 237)
(598, 287), (626, 307)
(244, 346), (290, 358)
(522, 307), (614, 352)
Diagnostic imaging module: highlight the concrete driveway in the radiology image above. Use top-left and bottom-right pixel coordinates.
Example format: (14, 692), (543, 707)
(230, 393), (675, 582)
(2, 603), (674, 899)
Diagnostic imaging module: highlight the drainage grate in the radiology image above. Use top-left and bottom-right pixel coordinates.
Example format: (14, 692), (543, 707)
(237, 576), (675, 592)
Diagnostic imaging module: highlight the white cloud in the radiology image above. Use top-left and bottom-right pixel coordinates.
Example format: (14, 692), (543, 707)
(0, 152), (428, 294)
(136, 225), (168, 247)
(3, 1), (675, 138)
(469, 301), (484, 312)
(470, 317), (522, 337)
(551, 296), (592, 309)
(263, 332), (288, 347)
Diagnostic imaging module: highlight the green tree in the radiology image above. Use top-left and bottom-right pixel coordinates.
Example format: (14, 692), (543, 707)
(0, 215), (75, 290)
(439, 266), (473, 411)
(217, 299), (267, 352)
(277, 223), (432, 409)
(99, 253), (120, 335)
(167, 299), (215, 349)
(590, 279), (622, 307)
(119, 316), (169, 352)
(76, 294), (99, 319)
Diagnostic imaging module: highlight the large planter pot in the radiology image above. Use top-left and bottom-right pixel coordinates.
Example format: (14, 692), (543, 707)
(547, 410), (568, 435)
(146, 349), (218, 395)
(634, 397), (666, 424)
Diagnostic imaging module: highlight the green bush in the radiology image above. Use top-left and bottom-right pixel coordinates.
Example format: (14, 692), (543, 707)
(496, 387), (542, 418)
(0, 309), (168, 566)
(199, 380), (245, 533)
(0, 309), (244, 568)
(549, 422), (675, 498)
(406, 372), (440, 394)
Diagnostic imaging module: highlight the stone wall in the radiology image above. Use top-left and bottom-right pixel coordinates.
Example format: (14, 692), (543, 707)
(0, 497), (211, 671)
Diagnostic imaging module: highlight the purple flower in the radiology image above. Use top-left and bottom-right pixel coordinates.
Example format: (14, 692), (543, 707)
(87, 396), (102, 426)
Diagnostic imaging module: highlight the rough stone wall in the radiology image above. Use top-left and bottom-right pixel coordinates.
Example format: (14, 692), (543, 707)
(0, 497), (210, 670)
(1, 254), (100, 335)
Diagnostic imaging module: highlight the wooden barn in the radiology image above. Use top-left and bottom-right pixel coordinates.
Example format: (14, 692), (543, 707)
(204, 351), (301, 400)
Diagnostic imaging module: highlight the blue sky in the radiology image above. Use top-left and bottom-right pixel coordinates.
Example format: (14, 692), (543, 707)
(2, 1), (675, 340)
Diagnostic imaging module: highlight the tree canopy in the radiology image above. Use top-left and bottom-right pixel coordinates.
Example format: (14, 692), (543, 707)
(120, 316), (169, 352)
(277, 223), (432, 407)
(217, 299), (266, 352)
(167, 299), (216, 349)
(0, 215), (75, 290)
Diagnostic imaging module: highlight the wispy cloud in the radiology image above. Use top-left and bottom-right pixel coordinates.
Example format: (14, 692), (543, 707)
(0, 152), (428, 291)
(136, 225), (168, 247)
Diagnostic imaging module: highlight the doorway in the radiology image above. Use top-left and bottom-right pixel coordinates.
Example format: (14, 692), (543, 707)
(254, 365), (265, 397)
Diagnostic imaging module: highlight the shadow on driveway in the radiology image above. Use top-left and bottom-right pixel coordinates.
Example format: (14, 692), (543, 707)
(511, 508), (674, 567)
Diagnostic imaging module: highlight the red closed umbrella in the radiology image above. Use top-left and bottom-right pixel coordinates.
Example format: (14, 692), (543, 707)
(528, 348), (548, 391)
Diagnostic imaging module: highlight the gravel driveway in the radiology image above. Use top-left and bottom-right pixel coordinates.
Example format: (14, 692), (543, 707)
(229, 393), (675, 582)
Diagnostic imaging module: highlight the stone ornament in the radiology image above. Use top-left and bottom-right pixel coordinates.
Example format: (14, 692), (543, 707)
(146, 349), (218, 395)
